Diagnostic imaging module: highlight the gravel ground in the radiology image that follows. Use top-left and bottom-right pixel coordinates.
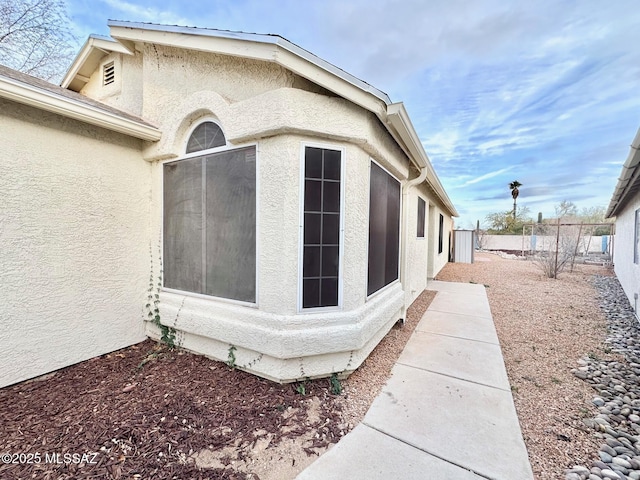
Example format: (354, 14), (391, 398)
(436, 251), (616, 480)
(4, 251), (627, 480)
(565, 275), (640, 480)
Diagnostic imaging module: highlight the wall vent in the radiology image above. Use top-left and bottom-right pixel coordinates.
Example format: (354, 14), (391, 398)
(103, 61), (115, 86)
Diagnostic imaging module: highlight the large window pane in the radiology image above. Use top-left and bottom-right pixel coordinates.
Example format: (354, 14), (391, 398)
(163, 157), (204, 293)
(204, 147), (256, 302)
(302, 147), (341, 308)
(367, 162), (401, 296)
(163, 146), (256, 303)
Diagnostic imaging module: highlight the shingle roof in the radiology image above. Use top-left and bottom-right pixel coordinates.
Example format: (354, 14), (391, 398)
(0, 64), (156, 128)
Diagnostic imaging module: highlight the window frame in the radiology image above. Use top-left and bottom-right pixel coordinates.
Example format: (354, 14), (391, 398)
(161, 119), (259, 308)
(365, 159), (402, 300)
(438, 213), (444, 254)
(417, 196), (426, 239)
(297, 142), (346, 313)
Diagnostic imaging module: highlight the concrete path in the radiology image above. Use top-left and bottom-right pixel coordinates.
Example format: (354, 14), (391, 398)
(297, 280), (534, 480)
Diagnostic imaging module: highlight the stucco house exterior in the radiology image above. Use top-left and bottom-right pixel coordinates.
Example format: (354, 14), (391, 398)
(607, 127), (640, 318)
(0, 21), (457, 388)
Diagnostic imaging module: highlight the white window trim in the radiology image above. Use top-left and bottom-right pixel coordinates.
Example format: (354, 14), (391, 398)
(365, 158), (403, 301)
(161, 137), (260, 308)
(297, 141), (346, 313)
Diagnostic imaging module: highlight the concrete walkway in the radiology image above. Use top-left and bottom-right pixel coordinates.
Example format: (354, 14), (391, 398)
(297, 280), (534, 480)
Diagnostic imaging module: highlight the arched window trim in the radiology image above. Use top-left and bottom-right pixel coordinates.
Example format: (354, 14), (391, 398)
(183, 119), (228, 157)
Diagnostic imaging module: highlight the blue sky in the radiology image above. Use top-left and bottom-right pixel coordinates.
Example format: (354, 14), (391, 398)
(65, 0), (640, 228)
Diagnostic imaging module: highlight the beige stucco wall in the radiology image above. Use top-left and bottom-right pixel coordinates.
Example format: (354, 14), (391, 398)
(80, 51), (144, 117)
(0, 99), (149, 388)
(76, 42), (454, 382)
(613, 198), (640, 314)
(426, 202), (453, 279)
(404, 186), (430, 303)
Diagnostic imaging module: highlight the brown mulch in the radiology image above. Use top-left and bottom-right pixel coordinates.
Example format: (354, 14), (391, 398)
(0, 342), (343, 480)
(0, 290), (437, 480)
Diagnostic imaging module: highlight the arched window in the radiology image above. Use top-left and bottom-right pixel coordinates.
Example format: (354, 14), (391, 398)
(164, 119), (256, 303)
(186, 121), (226, 153)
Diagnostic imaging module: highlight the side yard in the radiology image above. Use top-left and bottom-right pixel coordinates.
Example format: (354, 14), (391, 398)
(1, 250), (631, 480)
(436, 251), (615, 479)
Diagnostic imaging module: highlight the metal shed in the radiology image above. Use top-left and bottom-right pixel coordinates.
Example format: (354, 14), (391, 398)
(453, 230), (475, 263)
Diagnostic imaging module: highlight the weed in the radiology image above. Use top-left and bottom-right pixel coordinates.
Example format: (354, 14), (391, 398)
(329, 373), (343, 395)
(295, 382), (306, 396)
(551, 377), (562, 385)
(146, 241), (177, 348)
(588, 351), (600, 361)
(511, 385), (519, 393)
(227, 345), (237, 369)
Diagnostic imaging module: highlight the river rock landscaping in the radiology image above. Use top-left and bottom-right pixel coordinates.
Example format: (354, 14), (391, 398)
(566, 275), (640, 480)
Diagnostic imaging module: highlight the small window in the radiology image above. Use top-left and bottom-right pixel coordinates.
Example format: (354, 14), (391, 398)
(635, 209), (640, 264)
(417, 197), (426, 238)
(186, 122), (226, 153)
(367, 162), (401, 296)
(103, 61), (115, 86)
(438, 214), (444, 254)
(302, 146), (342, 308)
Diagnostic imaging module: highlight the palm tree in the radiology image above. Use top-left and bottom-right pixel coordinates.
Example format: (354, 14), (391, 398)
(509, 181), (522, 218)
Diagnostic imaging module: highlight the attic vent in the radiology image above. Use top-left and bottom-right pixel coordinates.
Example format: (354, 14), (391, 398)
(103, 61), (115, 86)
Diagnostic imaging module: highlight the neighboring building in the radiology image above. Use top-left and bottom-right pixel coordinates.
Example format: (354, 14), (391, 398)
(0, 21), (457, 387)
(607, 127), (640, 317)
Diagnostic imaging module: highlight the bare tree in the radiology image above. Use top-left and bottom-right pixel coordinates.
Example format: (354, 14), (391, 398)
(0, 0), (76, 81)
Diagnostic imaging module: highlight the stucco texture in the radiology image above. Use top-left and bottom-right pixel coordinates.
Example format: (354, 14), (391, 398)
(76, 41), (452, 382)
(0, 99), (149, 388)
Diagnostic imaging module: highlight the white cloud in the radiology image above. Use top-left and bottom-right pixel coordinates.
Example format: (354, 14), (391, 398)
(462, 167), (514, 186)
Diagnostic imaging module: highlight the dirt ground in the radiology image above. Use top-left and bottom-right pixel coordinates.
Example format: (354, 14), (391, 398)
(0, 291), (435, 480)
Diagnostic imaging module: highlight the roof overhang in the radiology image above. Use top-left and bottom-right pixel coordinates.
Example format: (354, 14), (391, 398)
(0, 72), (161, 141)
(387, 102), (458, 216)
(61, 21), (457, 216)
(61, 34), (133, 91)
(606, 127), (640, 218)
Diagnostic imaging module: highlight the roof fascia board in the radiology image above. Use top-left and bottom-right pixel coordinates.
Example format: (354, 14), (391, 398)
(108, 21), (391, 104)
(108, 23), (388, 115)
(0, 75), (161, 141)
(607, 127), (640, 218)
(61, 35), (133, 89)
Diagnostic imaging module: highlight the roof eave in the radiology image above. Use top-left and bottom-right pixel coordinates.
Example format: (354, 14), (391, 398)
(606, 127), (640, 218)
(0, 74), (161, 141)
(387, 103), (459, 217)
(61, 34), (133, 91)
